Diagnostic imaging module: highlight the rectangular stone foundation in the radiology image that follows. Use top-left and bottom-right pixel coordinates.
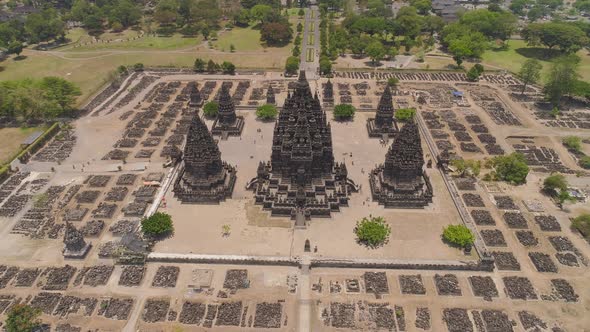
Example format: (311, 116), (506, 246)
(63, 242), (92, 259)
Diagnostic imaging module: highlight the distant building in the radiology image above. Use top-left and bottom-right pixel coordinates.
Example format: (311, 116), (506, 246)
(432, 0), (465, 21)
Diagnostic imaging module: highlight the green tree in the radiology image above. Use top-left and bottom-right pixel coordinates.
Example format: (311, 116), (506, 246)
(562, 136), (582, 152)
(285, 56), (299, 75)
(203, 101), (219, 117)
(448, 31), (488, 66)
(38, 77), (81, 113)
(297, 22), (303, 32)
(298, 8), (305, 16)
(442, 224), (474, 248)
(544, 55), (581, 106)
(230, 44), (236, 52)
(207, 59), (217, 73)
(133, 63), (144, 71)
(141, 212), (174, 237)
(319, 56), (332, 75)
(451, 159), (481, 177)
(260, 22), (292, 46)
(25, 8), (65, 44)
(395, 108), (416, 122)
(523, 22), (588, 53)
(194, 58), (205, 72)
(459, 9), (518, 42)
(556, 190), (575, 209)
(221, 61), (236, 74)
(518, 59), (542, 95)
(410, 0), (432, 15)
(256, 104), (278, 119)
(333, 104), (356, 120)
(466, 66), (482, 81)
(5, 304), (41, 332)
(250, 4), (274, 24)
(366, 40), (385, 65)
(572, 214), (590, 239)
(354, 216), (391, 248)
(579, 155), (590, 169)
(7, 41), (22, 57)
(387, 77), (399, 88)
(543, 173), (568, 193)
(490, 153), (530, 185)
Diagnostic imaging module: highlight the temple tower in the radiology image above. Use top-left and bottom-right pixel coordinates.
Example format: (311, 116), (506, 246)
(174, 114), (236, 203)
(369, 121), (433, 208)
(211, 84), (244, 138)
(248, 71), (357, 222)
(63, 222), (91, 258)
(367, 85), (399, 138)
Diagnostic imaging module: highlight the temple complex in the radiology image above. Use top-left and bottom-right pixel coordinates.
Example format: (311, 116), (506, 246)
(367, 85), (399, 138)
(188, 82), (203, 107)
(266, 85), (276, 105)
(173, 114), (236, 204)
(248, 71), (357, 224)
(63, 222), (91, 259)
(369, 121), (433, 208)
(211, 84), (244, 138)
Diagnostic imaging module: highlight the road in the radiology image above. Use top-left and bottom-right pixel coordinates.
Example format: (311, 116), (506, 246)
(299, 6), (321, 79)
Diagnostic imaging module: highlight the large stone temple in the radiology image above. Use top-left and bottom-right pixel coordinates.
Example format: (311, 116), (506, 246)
(369, 121), (433, 208)
(173, 114), (236, 204)
(248, 71), (358, 224)
(211, 84), (244, 138)
(367, 85), (399, 138)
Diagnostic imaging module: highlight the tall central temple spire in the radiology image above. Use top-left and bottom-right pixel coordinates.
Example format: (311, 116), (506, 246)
(248, 71), (357, 223)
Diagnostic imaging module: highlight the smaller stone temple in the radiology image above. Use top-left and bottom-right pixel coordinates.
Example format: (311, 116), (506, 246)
(266, 85), (276, 105)
(174, 114), (236, 203)
(367, 85), (399, 138)
(63, 222), (91, 259)
(322, 80), (334, 106)
(369, 121), (433, 208)
(211, 84), (244, 138)
(188, 82), (203, 107)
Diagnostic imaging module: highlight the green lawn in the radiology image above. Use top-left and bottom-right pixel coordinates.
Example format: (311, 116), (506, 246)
(61, 31), (200, 52)
(0, 126), (46, 165)
(212, 26), (263, 52)
(482, 39), (590, 80)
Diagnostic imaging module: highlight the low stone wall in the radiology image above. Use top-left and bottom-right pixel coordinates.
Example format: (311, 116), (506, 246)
(147, 252), (495, 272)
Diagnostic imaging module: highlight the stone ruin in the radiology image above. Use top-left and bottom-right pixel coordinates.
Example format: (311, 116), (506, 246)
(367, 85), (399, 138)
(173, 114), (236, 204)
(322, 80), (334, 106)
(369, 121), (433, 208)
(62, 222), (91, 259)
(266, 85), (276, 105)
(187, 82), (203, 107)
(247, 71), (358, 225)
(211, 84), (244, 139)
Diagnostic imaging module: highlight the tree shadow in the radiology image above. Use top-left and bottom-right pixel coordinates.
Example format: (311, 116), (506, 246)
(364, 61), (384, 67)
(14, 55), (27, 61)
(514, 47), (564, 61)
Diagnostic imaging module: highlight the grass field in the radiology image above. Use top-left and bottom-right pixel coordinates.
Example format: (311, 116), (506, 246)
(212, 26), (263, 52)
(0, 126), (46, 165)
(481, 39), (590, 80)
(64, 33), (201, 52)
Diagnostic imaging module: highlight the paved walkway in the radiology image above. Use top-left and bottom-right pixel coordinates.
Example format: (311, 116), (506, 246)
(300, 6), (320, 79)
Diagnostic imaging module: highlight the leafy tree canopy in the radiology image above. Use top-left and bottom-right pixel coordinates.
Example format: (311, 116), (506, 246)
(141, 212), (174, 237)
(355, 216), (391, 248)
(256, 104), (278, 119)
(562, 136), (582, 152)
(333, 103), (356, 119)
(395, 108), (416, 122)
(490, 153), (530, 185)
(543, 173), (568, 193)
(5, 304), (41, 332)
(572, 214), (590, 239)
(442, 224), (474, 248)
(203, 101), (219, 117)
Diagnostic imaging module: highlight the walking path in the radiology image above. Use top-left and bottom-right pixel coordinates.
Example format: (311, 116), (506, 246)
(300, 6), (320, 79)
